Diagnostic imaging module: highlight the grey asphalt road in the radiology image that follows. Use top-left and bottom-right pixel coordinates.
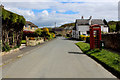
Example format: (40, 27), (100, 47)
(2, 37), (116, 78)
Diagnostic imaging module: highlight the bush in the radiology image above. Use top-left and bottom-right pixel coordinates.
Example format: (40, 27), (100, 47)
(2, 43), (11, 52)
(14, 46), (19, 49)
(86, 36), (90, 43)
(79, 35), (88, 41)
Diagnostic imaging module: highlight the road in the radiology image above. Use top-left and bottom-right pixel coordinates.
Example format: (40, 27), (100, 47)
(2, 37), (116, 78)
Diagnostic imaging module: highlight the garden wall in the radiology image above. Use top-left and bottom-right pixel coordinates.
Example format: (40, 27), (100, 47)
(102, 33), (120, 52)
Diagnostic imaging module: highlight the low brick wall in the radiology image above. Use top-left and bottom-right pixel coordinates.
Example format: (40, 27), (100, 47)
(102, 33), (120, 52)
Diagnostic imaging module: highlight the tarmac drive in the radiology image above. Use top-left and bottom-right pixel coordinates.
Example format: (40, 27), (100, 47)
(2, 37), (116, 78)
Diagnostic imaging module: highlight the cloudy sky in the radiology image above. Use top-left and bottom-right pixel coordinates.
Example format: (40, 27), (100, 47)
(1, 0), (119, 27)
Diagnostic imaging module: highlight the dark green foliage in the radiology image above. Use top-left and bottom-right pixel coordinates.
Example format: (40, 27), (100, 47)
(108, 21), (120, 32)
(2, 42), (11, 52)
(2, 8), (25, 26)
(86, 36), (90, 43)
(79, 35), (82, 41)
(2, 8), (26, 51)
(14, 45), (19, 49)
(116, 22), (120, 32)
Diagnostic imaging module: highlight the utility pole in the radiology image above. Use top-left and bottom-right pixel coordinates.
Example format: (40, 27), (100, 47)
(55, 22), (56, 34)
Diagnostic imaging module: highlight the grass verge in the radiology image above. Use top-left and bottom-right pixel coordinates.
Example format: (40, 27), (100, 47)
(76, 42), (120, 78)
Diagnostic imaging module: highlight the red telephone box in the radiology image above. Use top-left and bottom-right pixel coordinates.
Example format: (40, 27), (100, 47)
(90, 24), (101, 49)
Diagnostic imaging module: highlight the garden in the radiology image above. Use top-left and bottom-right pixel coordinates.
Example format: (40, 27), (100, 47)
(22, 27), (55, 46)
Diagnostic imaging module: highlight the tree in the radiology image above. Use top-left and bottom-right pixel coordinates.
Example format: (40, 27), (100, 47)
(2, 8), (25, 50)
(35, 28), (42, 36)
(116, 22), (120, 32)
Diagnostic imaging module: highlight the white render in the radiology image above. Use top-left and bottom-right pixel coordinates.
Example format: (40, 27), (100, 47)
(72, 17), (109, 39)
(77, 25), (89, 31)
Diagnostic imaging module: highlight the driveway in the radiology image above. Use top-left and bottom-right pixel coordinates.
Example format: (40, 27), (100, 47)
(2, 37), (116, 78)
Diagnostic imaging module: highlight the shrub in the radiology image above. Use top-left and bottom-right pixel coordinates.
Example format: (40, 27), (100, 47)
(14, 46), (19, 49)
(79, 35), (87, 41)
(86, 36), (90, 43)
(2, 42), (11, 52)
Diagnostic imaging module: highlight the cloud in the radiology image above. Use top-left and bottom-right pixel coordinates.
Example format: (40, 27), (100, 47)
(2, 1), (118, 28)
(42, 10), (49, 16)
(2, 0), (119, 2)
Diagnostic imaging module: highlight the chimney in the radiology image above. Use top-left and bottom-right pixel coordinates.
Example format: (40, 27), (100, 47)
(89, 16), (92, 20)
(81, 16), (84, 19)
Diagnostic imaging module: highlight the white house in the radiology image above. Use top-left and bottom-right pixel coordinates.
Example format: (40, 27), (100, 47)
(23, 21), (38, 32)
(72, 16), (109, 39)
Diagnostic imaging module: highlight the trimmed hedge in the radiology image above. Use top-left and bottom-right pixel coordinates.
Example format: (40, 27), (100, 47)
(76, 42), (120, 75)
(2, 8), (25, 25)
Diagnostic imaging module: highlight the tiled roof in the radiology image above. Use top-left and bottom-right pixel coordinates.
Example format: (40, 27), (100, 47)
(26, 21), (38, 28)
(76, 19), (89, 25)
(91, 19), (104, 25)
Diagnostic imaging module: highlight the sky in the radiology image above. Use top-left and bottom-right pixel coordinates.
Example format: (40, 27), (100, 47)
(1, 0), (119, 28)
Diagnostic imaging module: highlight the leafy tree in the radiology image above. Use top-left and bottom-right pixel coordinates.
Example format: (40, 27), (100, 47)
(116, 22), (120, 32)
(42, 28), (49, 37)
(35, 28), (42, 36)
(2, 8), (26, 50)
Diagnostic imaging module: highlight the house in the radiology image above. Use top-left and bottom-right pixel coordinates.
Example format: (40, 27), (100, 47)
(72, 16), (109, 39)
(23, 21), (38, 32)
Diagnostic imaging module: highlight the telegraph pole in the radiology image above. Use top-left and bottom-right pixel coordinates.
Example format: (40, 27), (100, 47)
(54, 22), (56, 34)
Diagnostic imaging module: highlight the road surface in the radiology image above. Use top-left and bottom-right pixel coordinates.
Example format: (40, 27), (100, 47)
(2, 37), (116, 78)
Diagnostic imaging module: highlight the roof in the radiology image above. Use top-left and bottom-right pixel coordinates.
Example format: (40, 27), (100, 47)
(91, 19), (104, 25)
(76, 19), (89, 25)
(75, 19), (105, 26)
(26, 21), (38, 28)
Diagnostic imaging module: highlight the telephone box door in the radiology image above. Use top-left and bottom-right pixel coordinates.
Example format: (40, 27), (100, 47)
(90, 25), (101, 49)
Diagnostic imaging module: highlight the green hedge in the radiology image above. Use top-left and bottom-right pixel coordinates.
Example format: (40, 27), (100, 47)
(2, 8), (25, 26)
(76, 42), (120, 73)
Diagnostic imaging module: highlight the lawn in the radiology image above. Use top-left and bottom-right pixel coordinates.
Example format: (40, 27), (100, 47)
(21, 40), (26, 44)
(76, 42), (120, 74)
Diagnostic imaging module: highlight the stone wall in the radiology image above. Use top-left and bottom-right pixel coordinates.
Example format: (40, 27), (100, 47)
(26, 37), (44, 46)
(102, 33), (120, 52)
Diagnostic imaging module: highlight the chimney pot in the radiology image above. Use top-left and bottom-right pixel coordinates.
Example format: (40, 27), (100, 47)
(89, 16), (92, 20)
(81, 16), (84, 19)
